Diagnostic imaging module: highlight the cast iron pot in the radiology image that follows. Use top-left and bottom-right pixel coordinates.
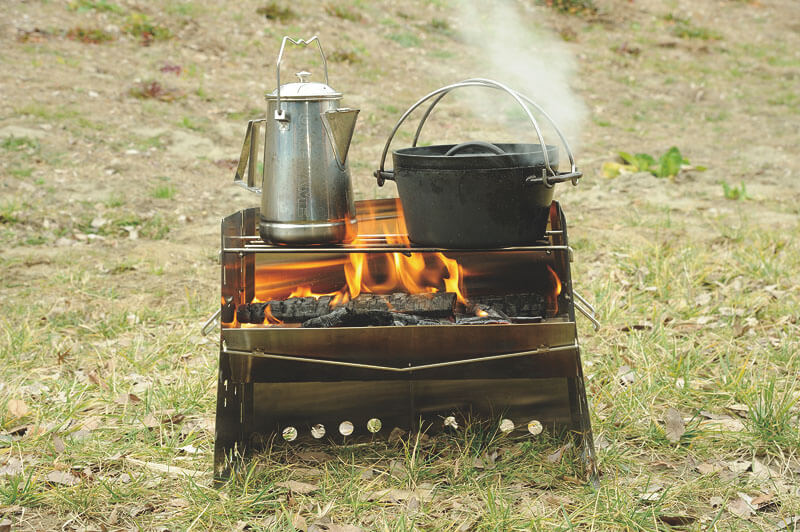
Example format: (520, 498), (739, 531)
(374, 79), (582, 249)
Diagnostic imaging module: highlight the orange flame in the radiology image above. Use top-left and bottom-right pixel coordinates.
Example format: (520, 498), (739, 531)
(263, 304), (282, 325)
(546, 265), (561, 315)
(253, 204), (469, 306)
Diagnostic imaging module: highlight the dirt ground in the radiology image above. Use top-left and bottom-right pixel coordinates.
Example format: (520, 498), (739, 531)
(2, 0), (800, 530)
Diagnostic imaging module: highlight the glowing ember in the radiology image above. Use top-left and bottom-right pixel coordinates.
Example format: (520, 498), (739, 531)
(476, 309), (489, 318)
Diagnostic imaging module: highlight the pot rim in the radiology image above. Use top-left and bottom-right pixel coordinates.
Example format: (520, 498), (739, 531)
(392, 142), (559, 171)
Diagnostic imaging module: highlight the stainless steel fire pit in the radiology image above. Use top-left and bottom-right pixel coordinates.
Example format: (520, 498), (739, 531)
(206, 199), (597, 482)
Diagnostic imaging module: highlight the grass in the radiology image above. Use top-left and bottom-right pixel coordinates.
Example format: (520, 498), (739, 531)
(2, 136), (40, 152)
(65, 27), (116, 44)
(124, 13), (172, 44)
(2, 0), (800, 529)
(388, 32), (422, 48)
(2, 204), (798, 529)
(255, 1), (296, 21)
(325, 3), (363, 22)
(151, 182), (176, 200)
(67, 0), (124, 13)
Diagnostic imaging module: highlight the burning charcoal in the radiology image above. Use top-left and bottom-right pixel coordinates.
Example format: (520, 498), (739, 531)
(470, 304), (510, 321)
(221, 300), (236, 324)
(248, 302), (267, 324)
(300, 308), (396, 328)
(344, 310), (396, 327)
(236, 305), (252, 324)
(469, 293), (546, 318)
(302, 308), (349, 328)
(456, 315), (512, 325)
(268, 296), (334, 322)
(346, 292), (456, 318)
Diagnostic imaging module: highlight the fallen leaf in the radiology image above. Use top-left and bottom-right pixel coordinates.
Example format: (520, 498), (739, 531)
(619, 322), (653, 332)
(141, 414), (160, 429)
(727, 460), (752, 474)
(698, 416), (745, 433)
(728, 493), (755, 519)
(639, 484), (664, 502)
(87, 369), (108, 389)
(295, 451), (333, 463)
(178, 444), (201, 455)
(616, 365), (636, 387)
(547, 443), (572, 464)
(169, 498), (190, 508)
(594, 434), (610, 450)
(752, 459), (781, 481)
(46, 470), (79, 486)
(108, 508), (120, 525)
(129, 502), (155, 517)
(125, 457), (201, 478)
(52, 434), (66, 453)
(308, 524), (362, 532)
(0, 458), (24, 477)
(78, 416), (102, 431)
(277, 481), (319, 495)
(664, 408), (685, 443)
(750, 491), (777, 510)
(293, 513), (308, 531)
(7, 398), (29, 418)
(115, 393), (141, 405)
(388, 427), (406, 443)
(473, 450), (499, 470)
(726, 403), (749, 416)
(774, 516), (800, 531)
(657, 514), (696, 526)
(367, 488), (433, 504)
(696, 462), (724, 475)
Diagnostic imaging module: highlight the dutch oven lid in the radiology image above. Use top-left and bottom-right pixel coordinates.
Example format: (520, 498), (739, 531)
(393, 142), (560, 171)
(266, 71), (342, 101)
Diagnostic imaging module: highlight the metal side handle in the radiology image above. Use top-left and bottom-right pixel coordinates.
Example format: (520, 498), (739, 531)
(573, 291), (600, 331)
(201, 308), (221, 336)
(233, 119), (265, 194)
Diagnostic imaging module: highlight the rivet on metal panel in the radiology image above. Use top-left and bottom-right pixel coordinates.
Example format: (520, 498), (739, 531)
(367, 418), (382, 433)
(339, 421), (354, 436)
(527, 420), (543, 435)
(311, 424), (326, 439)
(499, 419), (515, 434)
(282, 427), (298, 441)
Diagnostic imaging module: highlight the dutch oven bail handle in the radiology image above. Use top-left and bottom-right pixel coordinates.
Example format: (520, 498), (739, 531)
(374, 78), (582, 188)
(273, 35), (329, 121)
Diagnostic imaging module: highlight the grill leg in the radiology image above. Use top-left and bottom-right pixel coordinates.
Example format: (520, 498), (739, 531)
(567, 349), (598, 485)
(214, 351), (254, 483)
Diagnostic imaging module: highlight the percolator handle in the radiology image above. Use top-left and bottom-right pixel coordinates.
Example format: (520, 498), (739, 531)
(274, 36), (329, 121)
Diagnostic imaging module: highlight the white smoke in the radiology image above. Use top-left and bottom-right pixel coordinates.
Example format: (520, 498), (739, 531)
(452, 0), (587, 151)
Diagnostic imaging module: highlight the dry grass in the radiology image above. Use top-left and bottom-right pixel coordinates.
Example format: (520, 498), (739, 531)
(2, 0), (800, 529)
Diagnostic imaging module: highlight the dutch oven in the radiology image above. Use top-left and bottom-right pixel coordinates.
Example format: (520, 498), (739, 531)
(374, 78), (582, 248)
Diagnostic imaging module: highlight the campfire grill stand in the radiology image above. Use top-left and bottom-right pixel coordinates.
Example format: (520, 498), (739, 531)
(206, 200), (598, 483)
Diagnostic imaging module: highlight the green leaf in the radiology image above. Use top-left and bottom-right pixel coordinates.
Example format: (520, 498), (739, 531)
(633, 153), (656, 172)
(618, 151), (636, 165)
(656, 146), (684, 178)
